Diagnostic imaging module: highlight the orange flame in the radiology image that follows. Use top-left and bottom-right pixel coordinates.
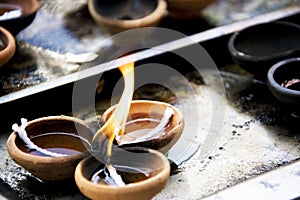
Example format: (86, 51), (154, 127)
(92, 62), (134, 158)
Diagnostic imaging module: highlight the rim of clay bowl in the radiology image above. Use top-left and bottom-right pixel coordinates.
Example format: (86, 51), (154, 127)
(22, 0), (39, 16)
(74, 147), (170, 197)
(228, 21), (300, 62)
(101, 100), (184, 152)
(0, 0), (40, 17)
(88, 0), (167, 30)
(267, 57), (300, 96)
(0, 26), (15, 67)
(7, 115), (92, 164)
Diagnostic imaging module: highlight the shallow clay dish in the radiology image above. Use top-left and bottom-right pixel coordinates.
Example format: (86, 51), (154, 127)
(88, 0), (167, 34)
(228, 21), (300, 79)
(75, 147), (170, 200)
(7, 115), (93, 181)
(0, 26), (15, 67)
(101, 100), (184, 153)
(88, 0), (167, 43)
(0, 0), (39, 35)
(267, 57), (300, 107)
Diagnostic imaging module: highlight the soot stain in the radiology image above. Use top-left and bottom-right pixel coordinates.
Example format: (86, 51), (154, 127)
(0, 46), (46, 96)
(63, 4), (96, 38)
(224, 72), (300, 131)
(1, 159), (81, 199)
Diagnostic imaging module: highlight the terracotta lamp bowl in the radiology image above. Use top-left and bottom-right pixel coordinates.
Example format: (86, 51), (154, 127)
(6, 115), (93, 181)
(88, 0), (167, 45)
(101, 100), (184, 154)
(75, 147), (170, 200)
(0, 26), (15, 67)
(0, 0), (39, 35)
(167, 0), (216, 19)
(267, 57), (300, 108)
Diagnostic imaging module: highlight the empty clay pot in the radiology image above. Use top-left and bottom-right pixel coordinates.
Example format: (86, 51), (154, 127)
(75, 147), (170, 200)
(88, 0), (167, 35)
(87, 0), (167, 45)
(7, 115), (93, 181)
(101, 100), (184, 153)
(0, 26), (15, 67)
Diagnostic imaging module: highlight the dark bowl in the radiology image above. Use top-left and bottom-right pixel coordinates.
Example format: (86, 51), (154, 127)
(228, 21), (300, 80)
(267, 57), (300, 107)
(0, 0), (39, 35)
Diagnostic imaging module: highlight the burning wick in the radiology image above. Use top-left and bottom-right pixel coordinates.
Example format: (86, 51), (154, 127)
(91, 61), (174, 186)
(91, 62), (135, 187)
(91, 164), (125, 186)
(12, 118), (68, 157)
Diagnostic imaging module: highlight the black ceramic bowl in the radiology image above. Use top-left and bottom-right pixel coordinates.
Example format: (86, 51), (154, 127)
(228, 21), (300, 79)
(267, 57), (300, 107)
(0, 0), (39, 35)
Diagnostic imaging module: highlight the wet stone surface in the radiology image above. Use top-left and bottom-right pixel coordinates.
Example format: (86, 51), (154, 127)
(153, 70), (300, 199)
(1, 67), (300, 199)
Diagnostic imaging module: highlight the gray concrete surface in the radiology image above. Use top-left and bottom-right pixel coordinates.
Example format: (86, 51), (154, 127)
(1, 69), (300, 199)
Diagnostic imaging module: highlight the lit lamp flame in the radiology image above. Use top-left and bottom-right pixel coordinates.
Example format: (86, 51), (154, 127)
(91, 61), (174, 186)
(91, 62), (134, 186)
(92, 62), (134, 158)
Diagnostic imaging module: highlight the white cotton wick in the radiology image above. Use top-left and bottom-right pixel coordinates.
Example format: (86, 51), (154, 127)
(119, 107), (174, 145)
(91, 165), (126, 187)
(12, 118), (67, 157)
(105, 164), (126, 187)
(142, 106), (174, 139)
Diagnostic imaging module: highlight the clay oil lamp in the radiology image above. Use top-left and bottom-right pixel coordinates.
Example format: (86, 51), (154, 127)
(74, 100), (183, 200)
(74, 61), (182, 199)
(0, 26), (15, 67)
(88, 0), (167, 35)
(75, 147), (170, 200)
(6, 115), (93, 181)
(267, 57), (300, 109)
(87, 0), (167, 45)
(0, 0), (39, 35)
(101, 100), (184, 153)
